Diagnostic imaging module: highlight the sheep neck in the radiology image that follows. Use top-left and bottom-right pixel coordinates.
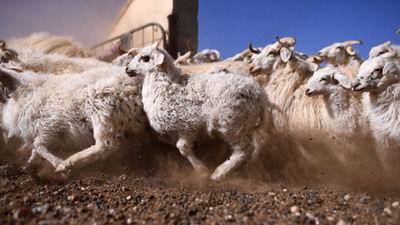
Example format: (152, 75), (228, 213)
(322, 86), (351, 120)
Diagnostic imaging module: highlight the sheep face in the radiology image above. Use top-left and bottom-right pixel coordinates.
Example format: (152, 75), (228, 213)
(126, 44), (174, 77)
(317, 40), (362, 65)
(305, 67), (351, 97)
(249, 43), (292, 75)
(352, 51), (400, 93)
(112, 48), (140, 67)
(0, 42), (18, 64)
(369, 41), (391, 59)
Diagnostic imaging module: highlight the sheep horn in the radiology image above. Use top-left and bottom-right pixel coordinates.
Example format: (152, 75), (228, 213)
(383, 40), (391, 46)
(117, 42), (128, 55)
(276, 37), (296, 48)
(343, 39), (363, 46)
(187, 40), (194, 54)
(312, 56), (323, 64)
(249, 42), (261, 54)
(212, 50), (220, 60)
(0, 42), (5, 52)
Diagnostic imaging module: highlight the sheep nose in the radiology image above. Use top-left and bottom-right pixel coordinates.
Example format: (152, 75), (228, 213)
(125, 67), (136, 77)
(305, 88), (310, 94)
(352, 79), (360, 89)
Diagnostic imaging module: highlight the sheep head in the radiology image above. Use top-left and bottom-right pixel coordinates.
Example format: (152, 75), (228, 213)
(126, 43), (174, 77)
(0, 68), (21, 103)
(0, 41), (18, 63)
(175, 40), (195, 65)
(352, 48), (400, 93)
(249, 37), (296, 75)
(305, 67), (352, 97)
(369, 40), (392, 59)
(317, 39), (363, 65)
(112, 45), (140, 67)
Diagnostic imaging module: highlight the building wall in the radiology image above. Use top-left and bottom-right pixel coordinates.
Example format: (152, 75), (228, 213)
(103, 0), (198, 59)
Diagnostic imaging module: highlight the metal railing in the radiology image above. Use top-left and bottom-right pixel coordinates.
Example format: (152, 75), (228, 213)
(90, 22), (167, 61)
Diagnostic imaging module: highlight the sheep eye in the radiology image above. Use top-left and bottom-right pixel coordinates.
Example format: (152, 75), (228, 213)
(373, 68), (383, 73)
(268, 51), (276, 56)
(320, 77), (328, 82)
(377, 51), (386, 56)
(141, 55), (150, 62)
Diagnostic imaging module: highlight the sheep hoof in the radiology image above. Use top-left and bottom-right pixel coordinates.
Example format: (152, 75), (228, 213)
(55, 162), (70, 173)
(210, 172), (226, 182)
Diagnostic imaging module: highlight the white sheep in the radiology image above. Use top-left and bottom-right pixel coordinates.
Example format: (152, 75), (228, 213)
(126, 43), (267, 181)
(0, 66), (147, 173)
(112, 43), (141, 67)
(369, 40), (400, 60)
(316, 39), (364, 79)
(1, 46), (110, 75)
(352, 48), (400, 170)
(7, 32), (92, 58)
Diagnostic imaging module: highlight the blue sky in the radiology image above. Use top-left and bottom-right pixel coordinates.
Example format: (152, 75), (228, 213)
(1, 0), (399, 60)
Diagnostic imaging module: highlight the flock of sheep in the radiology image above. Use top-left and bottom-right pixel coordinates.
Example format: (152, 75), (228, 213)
(0, 32), (399, 182)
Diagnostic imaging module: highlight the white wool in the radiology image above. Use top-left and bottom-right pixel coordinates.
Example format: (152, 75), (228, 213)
(126, 44), (267, 181)
(1, 66), (146, 172)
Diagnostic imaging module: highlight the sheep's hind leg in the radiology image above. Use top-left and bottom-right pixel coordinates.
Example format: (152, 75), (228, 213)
(211, 137), (254, 181)
(177, 138), (210, 179)
(34, 137), (63, 169)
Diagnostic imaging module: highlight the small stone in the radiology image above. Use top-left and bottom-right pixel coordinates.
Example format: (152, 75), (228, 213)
(242, 216), (249, 222)
(127, 218), (133, 224)
(306, 212), (315, 220)
(383, 207), (392, 215)
(80, 187), (86, 191)
(327, 216), (334, 221)
(268, 192), (275, 196)
(126, 195), (132, 201)
(119, 175), (127, 181)
(290, 206), (300, 213)
(283, 189), (288, 193)
(225, 215), (235, 222)
(392, 201), (399, 208)
(336, 219), (347, 225)
(67, 195), (80, 202)
(344, 194), (351, 201)
(360, 197), (371, 204)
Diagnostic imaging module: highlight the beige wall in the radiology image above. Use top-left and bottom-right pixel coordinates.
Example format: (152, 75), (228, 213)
(96, 0), (198, 61)
(106, 0), (172, 46)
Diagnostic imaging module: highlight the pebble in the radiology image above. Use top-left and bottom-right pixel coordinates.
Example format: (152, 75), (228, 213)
(392, 201), (399, 208)
(336, 219), (348, 225)
(119, 175), (128, 181)
(67, 195), (80, 202)
(290, 206), (300, 213)
(383, 207), (392, 215)
(344, 194), (351, 201)
(126, 195), (132, 201)
(306, 212), (314, 220)
(13, 208), (33, 219)
(360, 197), (371, 204)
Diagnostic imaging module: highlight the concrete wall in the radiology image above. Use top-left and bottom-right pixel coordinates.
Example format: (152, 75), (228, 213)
(103, 0), (198, 60)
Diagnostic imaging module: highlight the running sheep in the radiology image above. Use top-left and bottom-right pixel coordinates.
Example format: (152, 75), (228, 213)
(126, 43), (267, 181)
(0, 66), (147, 173)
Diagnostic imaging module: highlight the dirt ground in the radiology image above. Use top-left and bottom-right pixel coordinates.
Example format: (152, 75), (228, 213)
(1, 135), (400, 225)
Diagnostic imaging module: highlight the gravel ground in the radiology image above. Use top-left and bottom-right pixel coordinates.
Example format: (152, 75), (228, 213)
(1, 137), (400, 224)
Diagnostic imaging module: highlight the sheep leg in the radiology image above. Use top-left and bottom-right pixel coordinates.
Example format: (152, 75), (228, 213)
(34, 137), (63, 169)
(211, 138), (254, 181)
(176, 138), (210, 179)
(55, 140), (119, 173)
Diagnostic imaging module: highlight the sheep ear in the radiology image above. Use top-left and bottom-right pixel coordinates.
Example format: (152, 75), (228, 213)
(309, 63), (320, 72)
(332, 73), (352, 89)
(280, 47), (292, 62)
(4, 51), (14, 59)
(152, 49), (165, 66)
(346, 46), (356, 55)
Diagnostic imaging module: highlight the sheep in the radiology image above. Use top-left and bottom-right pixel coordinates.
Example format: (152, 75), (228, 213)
(316, 39), (364, 79)
(1, 45), (111, 75)
(0, 66), (147, 173)
(7, 32), (92, 58)
(174, 40), (221, 65)
(369, 40), (400, 60)
(352, 48), (400, 172)
(304, 67), (380, 171)
(125, 43), (267, 181)
(111, 43), (141, 67)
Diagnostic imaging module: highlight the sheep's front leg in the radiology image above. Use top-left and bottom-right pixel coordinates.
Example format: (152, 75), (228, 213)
(55, 140), (119, 173)
(176, 138), (210, 179)
(34, 137), (63, 169)
(211, 138), (254, 181)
